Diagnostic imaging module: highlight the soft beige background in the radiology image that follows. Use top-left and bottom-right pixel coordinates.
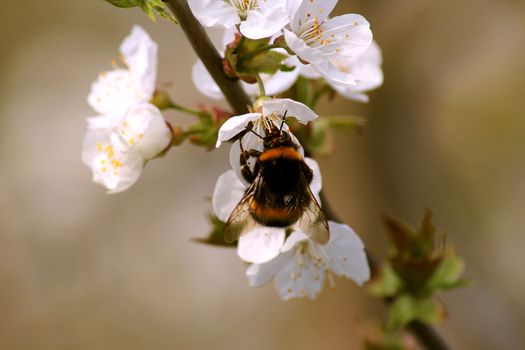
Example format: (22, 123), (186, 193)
(1, 1), (524, 349)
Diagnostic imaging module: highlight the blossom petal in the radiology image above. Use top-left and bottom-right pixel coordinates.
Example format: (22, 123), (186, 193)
(328, 41), (383, 101)
(313, 59), (358, 86)
(119, 25), (158, 97)
(304, 158), (322, 203)
(216, 113), (261, 148)
(318, 14), (372, 59)
(192, 59), (224, 100)
(262, 98), (318, 124)
(291, 0), (338, 25)
(281, 231), (308, 252)
(87, 69), (148, 116)
(274, 248), (324, 300)
(324, 221), (370, 285)
(246, 251), (292, 287)
(299, 62), (322, 79)
(82, 127), (144, 193)
(283, 28), (320, 64)
(188, 0), (240, 29)
(240, 3), (289, 40)
(237, 227), (286, 263)
(212, 170), (246, 221)
(116, 103), (171, 159)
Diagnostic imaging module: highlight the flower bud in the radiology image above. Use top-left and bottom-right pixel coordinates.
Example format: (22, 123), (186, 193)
(150, 90), (173, 110)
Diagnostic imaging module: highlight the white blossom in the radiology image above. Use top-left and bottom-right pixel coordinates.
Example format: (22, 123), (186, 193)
(212, 157), (323, 263)
(87, 25), (158, 121)
(81, 124), (145, 193)
(246, 221), (370, 300)
(82, 26), (172, 192)
(188, 0), (289, 39)
(283, 0), (373, 86)
(216, 98), (317, 148)
(113, 103), (172, 160)
(326, 41), (383, 102)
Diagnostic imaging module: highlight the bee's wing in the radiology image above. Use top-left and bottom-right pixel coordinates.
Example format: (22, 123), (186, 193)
(223, 174), (261, 243)
(297, 177), (330, 245)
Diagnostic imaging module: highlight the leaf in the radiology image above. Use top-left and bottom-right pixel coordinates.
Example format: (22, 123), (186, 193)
(324, 115), (367, 133)
(105, 0), (176, 22)
(382, 215), (416, 255)
(425, 250), (466, 291)
(304, 118), (332, 156)
(250, 50), (288, 74)
(414, 209), (438, 258)
(368, 264), (403, 298)
(193, 214), (236, 247)
(388, 295), (446, 330)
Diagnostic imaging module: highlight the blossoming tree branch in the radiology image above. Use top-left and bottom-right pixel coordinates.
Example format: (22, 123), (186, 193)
(84, 1), (467, 349)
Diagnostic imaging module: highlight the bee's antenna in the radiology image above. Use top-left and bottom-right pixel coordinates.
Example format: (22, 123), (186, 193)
(279, 110), (288, 133)
(242, 121), (264, 140)
(249, 129), (264, 139)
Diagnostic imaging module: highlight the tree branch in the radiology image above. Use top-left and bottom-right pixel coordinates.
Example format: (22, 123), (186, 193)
(163, 0), (252, 115)
(320, 192), (452, 350)
(164, 2), (452, 349)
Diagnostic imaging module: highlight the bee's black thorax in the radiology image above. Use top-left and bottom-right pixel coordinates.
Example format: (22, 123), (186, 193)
(259, 147), (303, 194)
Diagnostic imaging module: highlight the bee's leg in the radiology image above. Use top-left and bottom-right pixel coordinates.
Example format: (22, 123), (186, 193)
(239, 139), (258, 183)
(239, 151), (255, 183)
(300, 161), (314, 184)
(248, 149), (261, 158)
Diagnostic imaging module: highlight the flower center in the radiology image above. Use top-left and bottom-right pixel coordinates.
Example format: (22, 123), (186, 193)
(296, 16), (324, 46)
(95, 143), (125, 176)
(228, 0), (258, 19)
(117, 120), (145, 147)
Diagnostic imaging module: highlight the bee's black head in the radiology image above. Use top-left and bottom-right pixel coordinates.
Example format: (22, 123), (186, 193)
(263, 125), (295, 149)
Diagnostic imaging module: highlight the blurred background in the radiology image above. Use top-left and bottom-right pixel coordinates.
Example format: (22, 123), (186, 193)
(1, 0), (525, 349)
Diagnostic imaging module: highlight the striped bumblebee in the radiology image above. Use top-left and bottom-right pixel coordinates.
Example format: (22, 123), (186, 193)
(224, 116), (330, 245)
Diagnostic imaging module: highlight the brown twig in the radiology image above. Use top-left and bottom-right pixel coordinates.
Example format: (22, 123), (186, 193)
(163, 0), (252, 115)
(164, 2), (452, 349)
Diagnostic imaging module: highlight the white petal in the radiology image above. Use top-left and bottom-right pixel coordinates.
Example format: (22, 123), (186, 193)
(119, 25), (158, 97)
(260, 55), (301, 96)
(283, 28), (320, 64)
(87, 69), (148, 116)
(240, 3), (289, 40)
(299, 62), (322, 79)
(262, 98), (318, 124)
(246, 251), (292, 287)
(82, 127), (144, 193)
(274, 248), (324, 300)
(216, 113), (261, 148)
(192, 59), (224, 100)
(237, 227), (286, 263)
(324, 221), (370, 285)
(188, 0), (240, 29)
(291, 0), (338, 26)
(86, 114), (121, 131)
(116, 103), (171, 159)
(328, 41), (383, 101)
(313, 59), (358, 86)
(281, 231), (308, 252)
(221, 27), (238, 48)
(304, 158), (322, 203)
(319, 14), (372, 59)
(212, 170), (246, 221)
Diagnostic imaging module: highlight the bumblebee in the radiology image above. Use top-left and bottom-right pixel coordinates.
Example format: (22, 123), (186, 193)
(224, 117), (330, 245)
